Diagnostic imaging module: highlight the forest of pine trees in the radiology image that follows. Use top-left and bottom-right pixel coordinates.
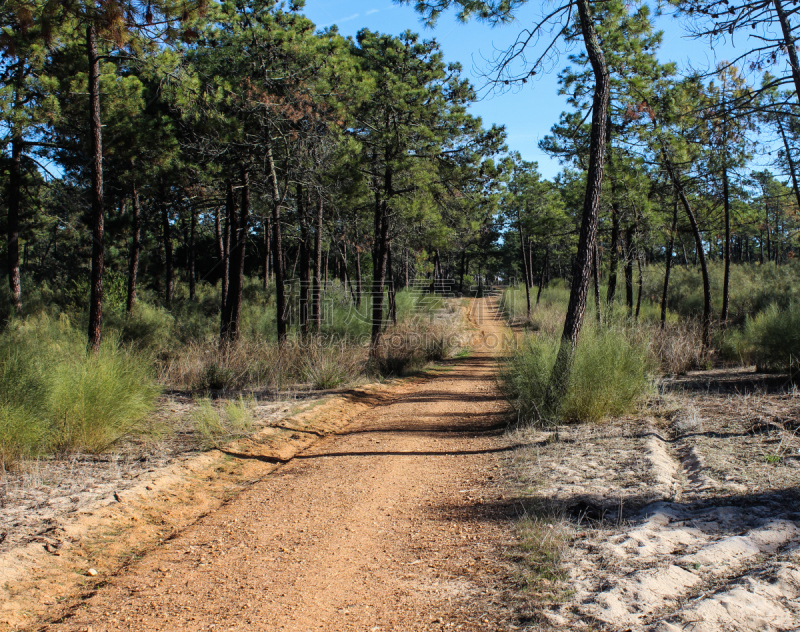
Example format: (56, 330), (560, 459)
(3, 0), (800, 448)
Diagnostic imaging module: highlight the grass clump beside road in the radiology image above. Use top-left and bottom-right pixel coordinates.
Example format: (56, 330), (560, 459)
(0, 314), (160, 469)
(191, 396), (256, 450)
(500, 324), (654, 425)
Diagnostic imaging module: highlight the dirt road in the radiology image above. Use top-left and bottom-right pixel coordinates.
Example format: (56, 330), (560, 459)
(40, 298), (526, 632)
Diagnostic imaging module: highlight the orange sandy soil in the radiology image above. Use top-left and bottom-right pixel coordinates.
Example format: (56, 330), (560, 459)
(6, 298), (532, 632)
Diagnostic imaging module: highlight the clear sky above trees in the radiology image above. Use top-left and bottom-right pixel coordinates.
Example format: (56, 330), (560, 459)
(303, 0), (769, 178)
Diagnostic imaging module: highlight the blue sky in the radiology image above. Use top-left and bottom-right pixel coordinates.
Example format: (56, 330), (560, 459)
(302, 0), (762, 179)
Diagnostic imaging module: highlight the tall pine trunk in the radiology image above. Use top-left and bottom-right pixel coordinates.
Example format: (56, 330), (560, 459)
(160, 191), (174, 307)
(661, 199), (678, 327)
(220, 178), (238, 340)
(606, 203), (620, 310)
(593, 243), (602, 324)
(370, 183), (390, 355)
(624, 226), (634, 315)
(87, 24), (105, 352)
(518, 214), (532, 320)
(266, 144), (287, 342)
(222, 170), (249, 342)
(7, 136), (22, 314)
(312, 196), (323, 332)
(721, 163), (731, 328)
(773, 0), (800, 99)
(126, 184), (141, 314)
(662, 147), (713, 348)
(189, 206), (196, 301)
(263, 215), (271, 288)
(297, 185), (309, 336)
(537, 250), (548, 305)
(547, 0), (611, 410)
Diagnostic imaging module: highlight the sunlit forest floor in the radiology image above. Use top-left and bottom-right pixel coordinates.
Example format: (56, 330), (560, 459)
(1, 294), (799, 631)
(508, 368), (800, 630)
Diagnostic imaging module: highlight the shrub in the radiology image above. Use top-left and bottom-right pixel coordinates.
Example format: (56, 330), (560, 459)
(649, 320), (708, 374)
(0, 314), (161, 466)
(49, 344), (161, 453)
(500, 324), (654, 425)
(191, 396), (255, 450)
(299, 340), (367, 389)
(743, 303), (800, 373)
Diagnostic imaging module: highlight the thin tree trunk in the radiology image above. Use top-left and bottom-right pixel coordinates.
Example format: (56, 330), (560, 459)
(266, 144), (286, 342)
(537, 250), (548, 305)
(297, 186), (309, 335)
(355, 247), (363, 307)
(661, 147), (713, 348)
(263, 215), (271, 287)
(635, 256), (643, 321)
(548, 0), (611, 409)
(370, 186), (390, 355)
(160, 189), (174, 307)
(593, 243), (602, 324)
(606, 203), (620, 310)
(777, 117), (800, 211)
(312, 196), (323, 332)
(721, 163), (731, 328)
(7, 136), (22, 314)
(624, 226), (634, 315)
(773, 0), (800, 99)
(459, 249), (467, 295)
(221, 178), (238, 341)
(87, 24), (105, 352)
(661, 199), (678, 327)
(387, 243), (397, 326)
(126, 184), (141, 314)
(222, 170), (249, 342)
(518, 218), (532, 320)
(189, 206), (197, 301)
(324, 247), (329, 291)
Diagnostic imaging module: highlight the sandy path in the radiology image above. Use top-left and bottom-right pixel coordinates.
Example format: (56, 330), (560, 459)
(40, 298), (525, 632)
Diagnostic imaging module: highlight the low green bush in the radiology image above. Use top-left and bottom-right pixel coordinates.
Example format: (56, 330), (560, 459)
(742, 303), (800, 373)
(191, 396), (255, 450)
(0, 314), (160, 468)
(500, 324), (654, 425)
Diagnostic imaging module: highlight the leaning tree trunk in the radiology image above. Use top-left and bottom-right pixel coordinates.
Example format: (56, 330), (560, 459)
(547, 0), (611, 411)
(773, 0), (800, 100)
(661, 199), (678, 327)
(661, 147), (712, 348)
(7, 135), (22, 314)
(777, 116), (800, 211)
(518, 214), (532, 320)
(87, 23), (105, 352)
(126, 184), (141, 314)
